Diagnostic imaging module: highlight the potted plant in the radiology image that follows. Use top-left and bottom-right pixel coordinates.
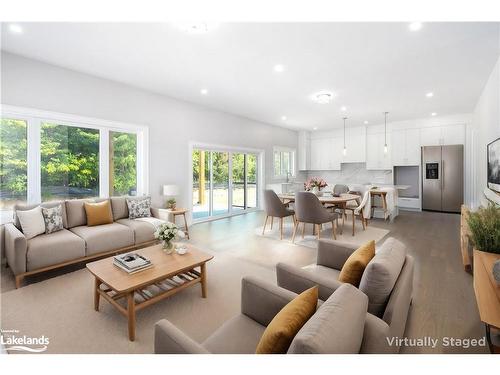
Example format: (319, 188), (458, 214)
(304, 177), (328, 196)
(467, 203), (500, 283)
(166, 198), (177, 210)
(154, 222), (185, 254)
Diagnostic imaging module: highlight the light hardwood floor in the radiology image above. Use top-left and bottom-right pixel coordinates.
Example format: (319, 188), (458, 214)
(0, 209), (488, 353)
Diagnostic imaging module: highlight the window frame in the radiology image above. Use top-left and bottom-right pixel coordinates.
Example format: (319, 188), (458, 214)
(1, 105), (148, 221)
(273, 146), (296, 178)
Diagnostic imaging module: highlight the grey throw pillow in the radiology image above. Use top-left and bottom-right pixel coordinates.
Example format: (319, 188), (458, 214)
(126, 197), (151, 219)
(41, 204), (64, 234)
(358, 237), (407, 317)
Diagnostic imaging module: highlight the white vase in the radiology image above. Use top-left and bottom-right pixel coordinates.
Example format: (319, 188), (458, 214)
(312, 187), (322, 196)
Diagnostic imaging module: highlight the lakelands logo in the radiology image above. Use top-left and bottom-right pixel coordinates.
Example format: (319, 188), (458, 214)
(387, 336), (487, 349)
(1, 329), (49, 353)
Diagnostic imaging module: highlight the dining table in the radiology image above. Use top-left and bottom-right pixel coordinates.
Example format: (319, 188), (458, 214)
(277, 192), (361, 235)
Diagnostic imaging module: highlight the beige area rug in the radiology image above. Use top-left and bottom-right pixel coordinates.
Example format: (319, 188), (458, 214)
(255, 219), (390, 248)
(0, 251), (275, 354)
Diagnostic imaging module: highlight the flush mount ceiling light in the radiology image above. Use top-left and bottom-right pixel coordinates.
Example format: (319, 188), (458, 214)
(9, 24), (23, 34)
(340, 106), (347, 112)
(311, 91), (335, 104)
(281, 116), (287, 121)
(364, 120), (369, 124)
(176, 22), (219, 34)
(409, 22), (423, 31)
(313, 126), (318, 130)
(274, 64), (285, 73)
(426, 92), (434, 98)
(200, 88), (208, 95)
(431, 112), (437, 116)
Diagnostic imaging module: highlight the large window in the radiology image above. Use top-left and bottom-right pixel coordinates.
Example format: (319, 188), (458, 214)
(109, 131), (137, 196)
(41, 123), (99, 201)
(0, 106), (148, 223)
(274, 147), (295, 178)
(0, 119), (28, 209)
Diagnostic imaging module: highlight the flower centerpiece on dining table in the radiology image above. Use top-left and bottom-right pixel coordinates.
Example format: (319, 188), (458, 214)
(304, 177), (328, 196)
(154, 222), (185, 254)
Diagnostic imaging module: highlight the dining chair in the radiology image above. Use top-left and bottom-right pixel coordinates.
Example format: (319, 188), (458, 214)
(326, 184), (350, 232)
(343, 190), (370, 236)
(333, 184), (349, 195)
(292, 191), (338, 242)
(262, 190), (296, 240)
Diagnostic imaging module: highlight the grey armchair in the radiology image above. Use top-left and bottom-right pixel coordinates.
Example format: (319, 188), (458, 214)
(292, 191), (338, 242)
(262, 189), (295, 240)
(154, 276), (372, 354)
(276, 237), (414, 353)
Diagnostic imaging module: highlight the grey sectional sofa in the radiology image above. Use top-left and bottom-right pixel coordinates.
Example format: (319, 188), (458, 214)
(276, 237), (414, 353)
(4, 197), (161, 288)
(154, 277), (372, 354)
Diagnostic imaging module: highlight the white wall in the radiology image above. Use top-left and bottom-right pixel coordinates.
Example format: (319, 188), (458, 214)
(0, 52), (301, 220)
(472, 55), (500, 207)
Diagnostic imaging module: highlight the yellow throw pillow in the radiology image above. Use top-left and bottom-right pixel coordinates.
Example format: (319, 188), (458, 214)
(338, 240), (376, 286)
(255, 286), (318, 354)
(84, 200), (113, 226)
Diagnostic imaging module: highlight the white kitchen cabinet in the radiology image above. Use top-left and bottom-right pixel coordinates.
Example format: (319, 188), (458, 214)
(329, 137), (342, 170)
(309, 138), (324, 170)
(420, 124), (465, 146)
(309, 137), (341, 170)
(298, 131), (310, 171)
(391, 128), (421, 166)
(391, 130), (406, 166)
(420, 127), (442, 146)
(342, 126), (366, 163)
(405, 128), (421, 165)
(441, 124), (465, 145)
(366, 132), (392, 170)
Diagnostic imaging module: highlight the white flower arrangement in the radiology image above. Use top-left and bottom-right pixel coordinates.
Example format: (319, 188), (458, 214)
(154, 222), (185, 243)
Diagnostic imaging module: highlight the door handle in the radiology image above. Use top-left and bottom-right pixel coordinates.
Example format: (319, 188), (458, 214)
(441, 161), (444, 190)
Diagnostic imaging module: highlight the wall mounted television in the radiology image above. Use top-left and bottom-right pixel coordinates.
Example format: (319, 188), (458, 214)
(488, 137), (500, 193)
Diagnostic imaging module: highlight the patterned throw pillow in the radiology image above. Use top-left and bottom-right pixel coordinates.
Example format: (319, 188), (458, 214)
(126, 197), (151, 219)
(41, 205), (64, 234)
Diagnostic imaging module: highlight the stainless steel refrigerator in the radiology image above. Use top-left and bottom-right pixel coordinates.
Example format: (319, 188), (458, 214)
(422, 145), (463, 213)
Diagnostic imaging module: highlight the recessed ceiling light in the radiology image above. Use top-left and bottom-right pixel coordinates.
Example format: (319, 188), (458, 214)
(311, 91), (335, 104)
(200, 88), (208, 95)
(274, 64), (285, 73)
(9, 24), (23, 34)
(431, 112), (437, 116)
(364, 120), (369, 124)
(176, 22), (219, 34)
(281, 116), (287, 121)
(426, 92), (434, 98)
(409, 22), (423, 31)
(341, 106), (347, 112)
(313, 127), (318, 130)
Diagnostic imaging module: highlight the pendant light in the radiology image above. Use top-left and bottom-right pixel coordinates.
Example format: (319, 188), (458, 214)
(383, 112), (389, 154)
(342, 117), (347, 156)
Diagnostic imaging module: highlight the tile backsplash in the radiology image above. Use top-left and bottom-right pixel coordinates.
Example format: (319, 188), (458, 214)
(305, 163), (392, 185)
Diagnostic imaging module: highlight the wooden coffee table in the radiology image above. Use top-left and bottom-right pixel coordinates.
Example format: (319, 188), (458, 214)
(86, 244), (213, 341)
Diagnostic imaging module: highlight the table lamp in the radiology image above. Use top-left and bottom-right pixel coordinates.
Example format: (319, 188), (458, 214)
(163, 184), (179, 209)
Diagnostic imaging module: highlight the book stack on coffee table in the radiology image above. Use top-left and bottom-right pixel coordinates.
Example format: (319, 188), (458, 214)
(113, 252), (152, 274)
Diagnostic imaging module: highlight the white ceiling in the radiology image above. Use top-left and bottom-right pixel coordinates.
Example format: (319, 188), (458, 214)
(1, 22), (499, 130)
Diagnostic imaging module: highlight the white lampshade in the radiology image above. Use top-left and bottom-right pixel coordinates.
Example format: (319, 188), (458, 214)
(163, 184), (179, 196)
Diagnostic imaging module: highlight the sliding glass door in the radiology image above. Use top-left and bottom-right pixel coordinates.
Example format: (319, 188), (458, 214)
(192, 148), (258, 221)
